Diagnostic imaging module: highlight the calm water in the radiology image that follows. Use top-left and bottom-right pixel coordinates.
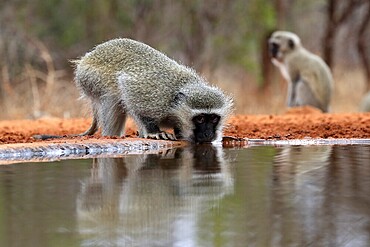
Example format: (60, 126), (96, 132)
(0, 144), (370, 247)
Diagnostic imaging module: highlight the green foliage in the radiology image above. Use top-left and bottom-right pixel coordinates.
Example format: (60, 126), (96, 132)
(7, 1), (136, 48)
(0, 0), (278, 79)
(222, 0), (276, 73)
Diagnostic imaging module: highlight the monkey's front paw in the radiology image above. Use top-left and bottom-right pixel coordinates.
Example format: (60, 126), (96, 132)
(146, 132), (177, 141)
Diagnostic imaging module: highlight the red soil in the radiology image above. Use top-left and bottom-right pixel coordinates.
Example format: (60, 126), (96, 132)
(0, 106), (369, 145)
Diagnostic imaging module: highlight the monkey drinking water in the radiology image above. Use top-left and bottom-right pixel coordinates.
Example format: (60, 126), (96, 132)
(35, 39), (233, 143)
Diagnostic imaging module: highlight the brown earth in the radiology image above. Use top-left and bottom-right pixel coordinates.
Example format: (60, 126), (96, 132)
(0, 106), (369, 145)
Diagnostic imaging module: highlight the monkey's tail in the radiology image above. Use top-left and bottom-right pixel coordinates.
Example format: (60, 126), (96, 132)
(32, 134), (65, 140)
(79, 117), (98, 136)
(32, 117), (98, 140)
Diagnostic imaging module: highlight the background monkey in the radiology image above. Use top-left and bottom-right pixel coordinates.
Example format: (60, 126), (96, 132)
(36, 38), (233, 143)
(268, 31), (334, 112)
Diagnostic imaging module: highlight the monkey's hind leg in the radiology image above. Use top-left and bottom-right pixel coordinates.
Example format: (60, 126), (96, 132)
(137, 116), (177, 141)
(287, 81), (297, 107)
(97, 98), (127, 136)
(295, 80), (325, 112)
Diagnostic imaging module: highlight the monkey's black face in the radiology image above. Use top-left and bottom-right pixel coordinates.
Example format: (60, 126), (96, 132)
(269, 42), (280, 58)
(192, 113), (220, 143)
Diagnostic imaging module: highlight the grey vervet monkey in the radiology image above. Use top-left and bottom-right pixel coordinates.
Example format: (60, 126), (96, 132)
(35, 38), (233, 143)
(268, 31), (334, 112)
(360, 91), (370, 112)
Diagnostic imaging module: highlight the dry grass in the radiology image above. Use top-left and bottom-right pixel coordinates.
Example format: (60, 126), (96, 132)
(209, 65), (286, 115)
(211, 65), (368, 115)
(331, 67), (367, 113)
(0, 64), (368, 120)
(0, 68), (83, 120)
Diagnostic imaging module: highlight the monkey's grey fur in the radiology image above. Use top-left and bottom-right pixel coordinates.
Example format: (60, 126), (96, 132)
(360, 91), (370, 112)
(73, 38), (233, 142)
(268, 31), (334, 112)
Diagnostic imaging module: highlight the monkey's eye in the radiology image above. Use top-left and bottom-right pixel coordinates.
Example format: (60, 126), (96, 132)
(194, 115), (205, 124)
(210, 114), (220, 124)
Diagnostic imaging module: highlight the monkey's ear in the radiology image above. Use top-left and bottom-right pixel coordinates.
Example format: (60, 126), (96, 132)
(172, 92), (187, 106)
(288, 39), (295, 49)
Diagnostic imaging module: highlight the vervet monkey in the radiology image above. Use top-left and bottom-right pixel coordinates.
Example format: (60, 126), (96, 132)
(35, 39), (233, 143)
(268, 31), (333, 112)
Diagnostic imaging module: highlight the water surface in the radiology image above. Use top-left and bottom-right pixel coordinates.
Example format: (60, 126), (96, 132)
(0, 144), (369, 247)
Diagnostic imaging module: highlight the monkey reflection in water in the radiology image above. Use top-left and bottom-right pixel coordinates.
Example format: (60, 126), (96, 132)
(76, 145), (233, 246)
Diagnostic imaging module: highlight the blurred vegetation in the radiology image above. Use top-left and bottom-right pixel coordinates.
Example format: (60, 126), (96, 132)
(0, 0), (369, 119)
(1, 0), (276, 70)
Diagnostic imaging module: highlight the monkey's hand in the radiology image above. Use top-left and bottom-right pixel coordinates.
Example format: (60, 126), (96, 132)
(145, 132), (177, 141)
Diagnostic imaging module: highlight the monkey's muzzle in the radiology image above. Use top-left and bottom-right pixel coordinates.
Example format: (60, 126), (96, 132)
(269, 42), (280, 58)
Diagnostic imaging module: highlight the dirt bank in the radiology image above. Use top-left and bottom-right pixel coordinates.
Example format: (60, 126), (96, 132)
(0, 106), (369, 145)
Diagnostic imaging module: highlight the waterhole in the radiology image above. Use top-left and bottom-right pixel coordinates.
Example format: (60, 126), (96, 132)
(0, 144), (369, 247)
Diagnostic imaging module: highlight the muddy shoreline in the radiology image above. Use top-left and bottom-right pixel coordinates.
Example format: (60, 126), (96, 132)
(0, 107), (369, 145)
